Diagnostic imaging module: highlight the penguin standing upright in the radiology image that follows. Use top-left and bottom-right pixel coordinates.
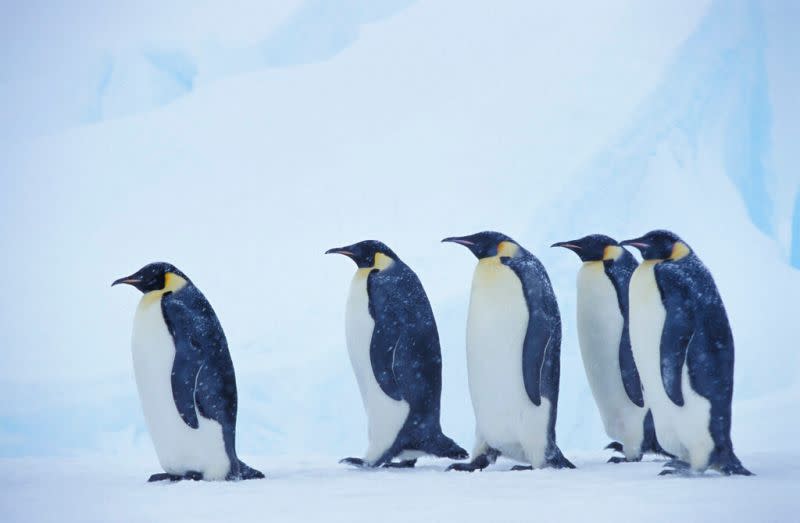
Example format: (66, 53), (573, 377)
(443, 231), (574, 471)
(552, 234), (669, 462)
(620, 230), (752, 476)
(326, 240), (467, 468)
(113, 262), (263, 482)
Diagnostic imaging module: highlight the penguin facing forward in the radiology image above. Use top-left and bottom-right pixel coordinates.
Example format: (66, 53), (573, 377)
(620, 231), (752, 476)
(552, 234), (670, 462)
(443, 231), (574, 472)
(326, 241), (467, 468)
(113, 263), (264, 482)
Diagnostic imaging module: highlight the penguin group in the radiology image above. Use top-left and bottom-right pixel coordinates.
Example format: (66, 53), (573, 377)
(113, 229), (752, 482)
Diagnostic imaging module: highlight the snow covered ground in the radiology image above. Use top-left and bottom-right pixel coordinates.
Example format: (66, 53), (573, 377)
(2, 453), (798, 523)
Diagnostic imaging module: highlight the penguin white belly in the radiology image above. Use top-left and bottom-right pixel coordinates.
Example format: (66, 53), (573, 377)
(345, 270), (410, 464)
(577, 262), (645, 457)
(629, 262), (713, 469)
(131, 297), (231, 480)
(466, 259), (550, 465)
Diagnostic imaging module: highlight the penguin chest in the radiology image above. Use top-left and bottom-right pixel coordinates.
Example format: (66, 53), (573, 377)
(466, 260), (548, 449)
(345, 270), (410, 462)
(577, 263), (644, 441)
(131, 296), (230, 480)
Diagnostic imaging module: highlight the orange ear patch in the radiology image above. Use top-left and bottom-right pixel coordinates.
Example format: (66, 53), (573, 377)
(373, 252), (394, 270)
(670, 241), (691, 261)
(497, 241), (519, 258)
(603, 245), (623, 261)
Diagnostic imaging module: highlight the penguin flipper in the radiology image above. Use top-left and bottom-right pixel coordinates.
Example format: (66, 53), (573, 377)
(502, 255), (561, 407)
(604, 252), (645, 407)
(368, 330), (403, 401)
(655, 264), (694, 407)
(162, 290), (239, 430)
(618, 328), (645, 407)
(165, 330), (203, 429)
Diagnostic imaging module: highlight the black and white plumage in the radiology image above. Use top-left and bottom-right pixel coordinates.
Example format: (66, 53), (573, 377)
(113, 262), (263, 482)
(553, 234), (669, 462)
(326, 241), (467, 468)
(443, 231), (574, 472)
(621, 230), (752, 476)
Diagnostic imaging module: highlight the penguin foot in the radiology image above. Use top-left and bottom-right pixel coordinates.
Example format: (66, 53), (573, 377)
(148, 473), (182, 482)
(659, 459), (692, 476)
(662, 459), (691, 470)
(446, 452), (496, 472)
(658, 468), (688, 476)
(605, 441), (624, 453)
(510, 465), (533, 471)
(339, 457), (369, 468)
(383, 459), (417, 469)
(148, 471), (203, 482)
(607, 455), (641, 464)
(446, 461), (486, 472)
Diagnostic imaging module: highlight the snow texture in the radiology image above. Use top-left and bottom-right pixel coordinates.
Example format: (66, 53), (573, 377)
(1, 454), (797, 522)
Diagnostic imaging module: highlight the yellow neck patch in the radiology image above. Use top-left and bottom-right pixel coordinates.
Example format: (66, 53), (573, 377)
(603, 245), (623, 261)
(670, 241), (691, 261)
(141, 272), (188, 306)
(497, 241), (519, 258)
(373, 252), (394, 270)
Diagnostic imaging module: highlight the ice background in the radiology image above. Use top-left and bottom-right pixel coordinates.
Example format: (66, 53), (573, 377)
(1, 0), (798, 521)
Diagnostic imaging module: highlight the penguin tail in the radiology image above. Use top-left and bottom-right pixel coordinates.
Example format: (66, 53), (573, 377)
(712, 449), (754, 477)
(545, 445), (576, 469)
(237, 460), (265, 480)
(424, 432), (469, 460)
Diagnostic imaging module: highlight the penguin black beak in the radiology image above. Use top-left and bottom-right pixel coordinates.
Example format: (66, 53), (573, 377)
(441, 236), (475, 246)
(325, 247), (355, 258)
(619, 238), (650, 249)
(551, 241), (581, 251)
(111, 275), (142, 287)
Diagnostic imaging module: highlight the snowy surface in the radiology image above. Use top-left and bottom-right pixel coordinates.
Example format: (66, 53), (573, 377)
(2, 453), (798, 523)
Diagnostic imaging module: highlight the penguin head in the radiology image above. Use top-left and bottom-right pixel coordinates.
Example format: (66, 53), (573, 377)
(442, 231), (519, 259)
(620, 230), (691, 261)
(325, 240), (399, 269)
(112, 262), (190, 293)
(551, 234), (624, 262)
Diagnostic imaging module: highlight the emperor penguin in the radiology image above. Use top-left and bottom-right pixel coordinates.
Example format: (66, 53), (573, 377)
(442, 231), (574, 472)
(326, 240), (468, 468)
(112, 262), (264, 482)
(620, 230), (752, 476)
(552, 234), (669, 462)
